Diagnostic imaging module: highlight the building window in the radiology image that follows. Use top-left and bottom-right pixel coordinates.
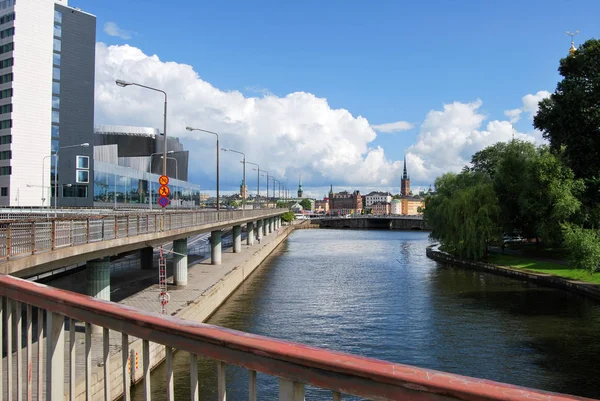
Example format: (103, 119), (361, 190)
(51, 139), (59, 153)
(52, 67), (60, 80)
(0, 103), (11, 114)
(52, 110), (59, 123)
(0, 166), (11, 175)
(53, 53), (60, 66)
(0, 72), (12, 83)
(0, 134), (10, 144)
(0, 27), (14, 39)
(52, 96), (59, 109)
(0, 187), (6, 196)
(76, 155), (89, 169)
(0, 150), (10, 159)
(51, 125), (59, 139)
(0, 42), (13, 54)
(0, 1), (15, 11)
(0, 88), (12, 99)
(76, 169), (89, 183)
(53, 39), (61, 52)
(0, 12), (15, 25)
(53, 24), (61, 38)
(0, 119), (11, 129)
(54, 10), (62, 24)
(63, 184), (88, 198)
(52, 81), (60, 94)
(0, 57), (12, 69)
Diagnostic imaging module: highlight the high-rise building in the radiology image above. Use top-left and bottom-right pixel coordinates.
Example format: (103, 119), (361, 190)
(400, 156), (410, 197)
(0, 0), (96, 207)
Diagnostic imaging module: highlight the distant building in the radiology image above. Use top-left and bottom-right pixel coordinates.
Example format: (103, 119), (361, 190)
(365, 191), (392, 207)
(391, 199), (402, 215)
(290, 202), (303, 213)
(240, 180), (248, 199)
(400, 156), (410, 197)
(371, 201), (390, 215)
(394, 157), (424, 215)
(401, 197), (424, 215)
(315, 198), (329, 213)
(328, 185), (362, 214)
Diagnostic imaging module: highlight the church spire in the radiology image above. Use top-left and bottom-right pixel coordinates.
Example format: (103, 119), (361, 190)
(297, 173), (303, 198)
(402, 155), (408, 180)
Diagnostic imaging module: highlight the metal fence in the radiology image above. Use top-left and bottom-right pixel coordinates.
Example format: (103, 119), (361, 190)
(0, 275), (588, 401)
(0, 209), (283, 261)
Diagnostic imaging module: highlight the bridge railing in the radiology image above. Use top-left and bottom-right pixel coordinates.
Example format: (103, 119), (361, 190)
(0, 275), (588, 401)
(0, 209), (283, 261)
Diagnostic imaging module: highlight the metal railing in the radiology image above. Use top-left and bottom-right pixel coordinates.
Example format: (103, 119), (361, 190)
(0, 275), (589, 401)
(0, 209), (283, 261)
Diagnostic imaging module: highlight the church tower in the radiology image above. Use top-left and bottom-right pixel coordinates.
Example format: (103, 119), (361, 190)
(401, 156), (410, 197)
(297, 173), (304, 198)
(328, 184), (334, 211)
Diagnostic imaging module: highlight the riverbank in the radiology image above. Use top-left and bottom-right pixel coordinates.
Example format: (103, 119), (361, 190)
(72, 223), (295, 401)
(426, 244), (600, 302)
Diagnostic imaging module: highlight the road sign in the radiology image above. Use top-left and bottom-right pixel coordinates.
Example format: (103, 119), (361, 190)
(158, 196), (170, 208)
(158, 185), (170, 197)
(159, 175), (169, 186)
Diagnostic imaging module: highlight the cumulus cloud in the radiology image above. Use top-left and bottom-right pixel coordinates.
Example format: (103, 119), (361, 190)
(504, 90), (551, 123)
(104, 22), (133, 40)
(94, 43), (401, 190)
(406, 98), (546, 183)
(371, 121), (414, 133)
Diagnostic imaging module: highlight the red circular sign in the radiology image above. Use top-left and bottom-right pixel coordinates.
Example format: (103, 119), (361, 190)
(158, 196), (170, 208)
(159, 175), (169, 185)
(158, 185), (170, 197)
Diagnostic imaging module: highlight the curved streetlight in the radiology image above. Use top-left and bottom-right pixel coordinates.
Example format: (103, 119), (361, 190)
(186, 126), (220, 210)
(116, 79), (168, 181)
(222, 148), (246, 211)
(54, 143), (89, 210)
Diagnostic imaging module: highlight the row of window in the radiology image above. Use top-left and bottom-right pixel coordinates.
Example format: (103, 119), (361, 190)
(0, 149), (10, 159)
(0, 42), (12, 55)
(0, 103), (11, 114)
(0, 119), (10, 129)
(0, 134), (10, 143)
(0, 57), (12, 69)
(0, 11), (14, 25)
(0, 72), (12, 84)
(0, 26), (13, 39)
(0, 0), (15, 12)
(53, 14), (62, 153)
(0, 165), (10, 175)
(0, 88), (12, 99)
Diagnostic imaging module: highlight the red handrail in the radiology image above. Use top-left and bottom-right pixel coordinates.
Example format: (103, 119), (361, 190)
(0, 275), (593, 401)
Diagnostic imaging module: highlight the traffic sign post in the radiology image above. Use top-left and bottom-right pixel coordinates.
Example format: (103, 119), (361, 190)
(158, 196), (169, 208)
(158, 185), (170, 197)
(159, 175), (169, 186)
(158, 175), (170, 208)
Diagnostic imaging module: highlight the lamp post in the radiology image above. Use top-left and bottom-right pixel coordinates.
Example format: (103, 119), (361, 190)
(246, 162), (260, 209)
(41, 153), (55, 208)
(255, 169), (269, 209)
(116, 80), (168, 180)
(147, 150), (174, 209)
(222, 148), (246, 211)
(186, 127), (220, 210)
(54, 143), (89, 210)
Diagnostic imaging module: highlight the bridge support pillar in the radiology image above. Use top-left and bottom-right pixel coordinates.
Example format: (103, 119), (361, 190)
(173, 238), (188, 286)
(263, 219), (268, 236)
(233, 225), (242, 253)
(256, 220), (263, 241)
(211, 230), (222, 265)
(246, 222), (254, 246)
(86, 256), (110, 334)
(268, 218), (273, 234)
(140, 246), (154, 270)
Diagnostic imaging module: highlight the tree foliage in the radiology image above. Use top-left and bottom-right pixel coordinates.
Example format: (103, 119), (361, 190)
(299, 198), (312, 210)
(280, 211), (296, 222)
(562, 224), (600, 273)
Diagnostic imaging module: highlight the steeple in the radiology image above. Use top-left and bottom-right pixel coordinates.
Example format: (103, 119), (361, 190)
(297, 173), (303, 198)
(566, 30), (579, 55)
(402, 155), (408, 180)
(401, 155), (411, 197)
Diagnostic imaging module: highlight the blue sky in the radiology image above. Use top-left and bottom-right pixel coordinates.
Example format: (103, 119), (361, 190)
(76, 0), (600, 197)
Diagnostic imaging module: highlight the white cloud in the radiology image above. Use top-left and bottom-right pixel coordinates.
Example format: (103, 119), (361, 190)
(406, 98), (546, 183)
(503, 90), (551, 123)
(371, 121), (414, 133)
(94, 43), (401, 190)
(104, 22), (133, 40)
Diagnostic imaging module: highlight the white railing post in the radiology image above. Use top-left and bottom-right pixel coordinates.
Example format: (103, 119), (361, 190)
(166, 346), (174, 401)
(249, 370), (257, 401)
(46, 311), (64, 401)
(36, 308), (43, 401)
(217, 361), (226, 401)
(190, 353), (199, 401)
(16, 301), (22, 401)
(26, 304), (32, 401)
(69, 319), (76, 400)
(122, 333), (131, 401)
(7, 298), (13, 400)
(103, 327), (110, 401)
(279, 378), (305, 401)
(85, 322), (92, 399)
(143, 339), (151, 401)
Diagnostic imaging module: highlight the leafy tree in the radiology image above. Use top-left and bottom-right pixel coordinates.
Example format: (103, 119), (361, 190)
(299, 199), (312, 210)
(280, 211), (296, 223)
(470, 142), (509, 179)
(562, 224), (600, 273)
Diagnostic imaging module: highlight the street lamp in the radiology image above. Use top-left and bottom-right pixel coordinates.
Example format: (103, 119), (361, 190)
(41, 153), (55, 208)
(54, 143), (89, 210)
(222, 148), (246, 211)
(254, 168), (269, 209)
(116, 79), (168, 181)
(246, 161), (260, 209)
(186, 126), (220, 210)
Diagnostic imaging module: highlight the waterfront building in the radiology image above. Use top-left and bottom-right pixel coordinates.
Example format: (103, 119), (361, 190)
(315, 198), (329, 213)
(391, 199), (401, 215)
(0, 0), (96, 207)
(371, 201), (391, 215)
(365, 191), (392, 207)
(93, 125), (201, 207)
(328, 185), (362, 215)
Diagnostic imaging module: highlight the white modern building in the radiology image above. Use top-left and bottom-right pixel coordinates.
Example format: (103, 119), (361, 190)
(0, 0), (96, 207)
(365, 191), (392, 207)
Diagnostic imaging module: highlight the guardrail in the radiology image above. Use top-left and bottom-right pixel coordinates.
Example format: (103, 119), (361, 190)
(0, 209), (283, 261)
(0, 275), (590, 401)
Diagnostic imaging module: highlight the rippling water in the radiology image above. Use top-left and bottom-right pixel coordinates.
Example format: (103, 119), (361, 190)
(133, 230), (600, 400)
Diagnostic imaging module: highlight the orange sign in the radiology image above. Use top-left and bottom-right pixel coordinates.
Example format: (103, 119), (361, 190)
(158, 185), (170, 197)
(159, 175), (169, 186)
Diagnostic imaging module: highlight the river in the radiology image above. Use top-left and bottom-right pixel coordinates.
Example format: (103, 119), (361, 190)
(132, 229), (600, 400)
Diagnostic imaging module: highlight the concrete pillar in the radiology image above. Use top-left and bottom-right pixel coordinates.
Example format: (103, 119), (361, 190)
(140, 246), (154, 269)
(256, 220), (263, 242)
(211, 230), (222, 265)
(263, 219), (267, 236)
(233, 225), (242, 253)
(247, 222), (254, 246)
(268, 218), (273, 234)
(173, 238), (188, 286)
(86, 256), (111, 300)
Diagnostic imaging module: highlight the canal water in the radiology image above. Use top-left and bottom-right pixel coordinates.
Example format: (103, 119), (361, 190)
(133, 230), (600, 400)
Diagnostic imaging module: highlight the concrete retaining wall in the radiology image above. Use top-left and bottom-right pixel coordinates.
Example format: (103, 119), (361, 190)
(74, 225), (295, 401)
(426, 245), (600, 302)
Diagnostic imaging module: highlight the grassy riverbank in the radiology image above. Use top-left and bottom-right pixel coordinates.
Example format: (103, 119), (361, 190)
(487, 254), (600, 284)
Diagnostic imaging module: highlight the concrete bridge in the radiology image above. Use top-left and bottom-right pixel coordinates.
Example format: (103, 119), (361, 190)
(315, 215), (427, 230)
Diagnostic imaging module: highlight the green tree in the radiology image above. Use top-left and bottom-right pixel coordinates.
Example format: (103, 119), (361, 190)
(562, 224), (600, 273)
(280, 211), (296, 223)
(534, 39), (600, 228)
(299, 198), (312, 210)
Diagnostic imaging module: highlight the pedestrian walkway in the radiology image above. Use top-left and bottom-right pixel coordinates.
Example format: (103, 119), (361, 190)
(2, 224), (293, 400)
